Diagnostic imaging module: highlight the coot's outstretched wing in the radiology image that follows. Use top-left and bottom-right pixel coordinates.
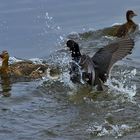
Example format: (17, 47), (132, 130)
(92, 38), (134, 82)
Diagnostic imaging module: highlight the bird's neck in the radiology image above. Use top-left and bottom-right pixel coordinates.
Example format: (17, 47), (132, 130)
(1, 58), (9, 74)
(126, 16), (133, 23)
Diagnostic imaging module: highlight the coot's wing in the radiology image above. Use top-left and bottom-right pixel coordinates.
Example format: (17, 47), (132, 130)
(92, 38), (134, 81)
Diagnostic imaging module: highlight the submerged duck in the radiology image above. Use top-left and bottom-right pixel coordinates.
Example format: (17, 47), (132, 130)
(0, 50), (48, 80)
(67, 39), (134, 91)
(103, 10), (138, 37)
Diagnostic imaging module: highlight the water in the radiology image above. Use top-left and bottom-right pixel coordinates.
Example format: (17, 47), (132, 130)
(0, 0), (140, 139)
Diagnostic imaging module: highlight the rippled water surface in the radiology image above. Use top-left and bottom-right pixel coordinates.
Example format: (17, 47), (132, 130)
(0, 0), (140, 140)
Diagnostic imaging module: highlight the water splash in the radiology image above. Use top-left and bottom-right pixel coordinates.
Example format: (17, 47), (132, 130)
(9, 57), (45, 65)
(112, 22), (121, 26)
(9, 57), (23, 64)
(44, 12), (61, 32)
(87, 121), (132, 138)
(106, 64), (137, 100)
(67, 31), (80, 40)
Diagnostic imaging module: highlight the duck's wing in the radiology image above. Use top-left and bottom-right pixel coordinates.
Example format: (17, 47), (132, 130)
(101, 25), (121, 37)
(115, 23), (128, 37)
(10, 61), (48, 77)
(115, 22), (139, 37)
(92, 38), (134, 82)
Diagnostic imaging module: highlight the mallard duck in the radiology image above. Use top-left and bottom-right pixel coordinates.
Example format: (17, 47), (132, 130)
(66, 39), (134, 90)
(102, 10), (138, 37)
(0, 50), (48, 80)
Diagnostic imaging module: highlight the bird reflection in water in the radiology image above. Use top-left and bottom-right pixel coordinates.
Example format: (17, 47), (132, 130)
(0, 74), (11, 97)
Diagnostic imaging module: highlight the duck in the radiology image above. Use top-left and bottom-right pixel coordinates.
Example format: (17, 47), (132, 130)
(66, 39), (134, 91)
(102, 10), (138, 37)
(0, 50), (49, 80)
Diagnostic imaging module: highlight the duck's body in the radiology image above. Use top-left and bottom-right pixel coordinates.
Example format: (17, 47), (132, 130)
(0, 51), (48, 80)
(8, 61), (47, 79)
(67, 39), (134, 90)
(102, 10), (138, 37)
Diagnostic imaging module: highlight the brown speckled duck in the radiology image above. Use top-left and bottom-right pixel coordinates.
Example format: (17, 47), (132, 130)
(115, 10), (138, 37)
(0, 50), (48, 80)
(103, 10), (138, 37)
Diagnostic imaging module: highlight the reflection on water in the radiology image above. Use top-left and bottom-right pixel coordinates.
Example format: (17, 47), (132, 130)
(0, 74), (11, 97)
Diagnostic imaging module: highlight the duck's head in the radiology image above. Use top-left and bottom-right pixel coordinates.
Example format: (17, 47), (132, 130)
(126, 10), (137, 21)
(66, 40), (81, 62)
(0, 50), (9, 62)
(0, 51), (9, 74)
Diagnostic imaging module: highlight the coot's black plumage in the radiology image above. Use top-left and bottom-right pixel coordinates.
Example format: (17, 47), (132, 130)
(67, 39), (134, 90)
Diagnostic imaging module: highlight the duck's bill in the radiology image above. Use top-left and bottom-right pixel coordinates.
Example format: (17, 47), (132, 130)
(64, 46), (70, 50)
(133, 13), (137, 16)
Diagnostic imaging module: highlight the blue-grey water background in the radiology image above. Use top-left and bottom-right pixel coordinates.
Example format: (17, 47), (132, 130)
(0, 0), (140, 140)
